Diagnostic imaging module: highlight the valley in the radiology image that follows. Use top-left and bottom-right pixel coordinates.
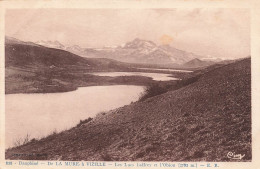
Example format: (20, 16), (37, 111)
(5, 37), (196, 94)
(4, 36), (251, 161)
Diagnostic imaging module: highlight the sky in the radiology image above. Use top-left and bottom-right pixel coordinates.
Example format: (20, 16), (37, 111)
(5, 9), (250, 59)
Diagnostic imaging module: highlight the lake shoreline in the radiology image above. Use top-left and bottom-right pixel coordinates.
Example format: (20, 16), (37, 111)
(5, 69), (187, 95)
(5, 65), (206, 149)
(6, 85), (145, 148)
(5, 59), (251, 161)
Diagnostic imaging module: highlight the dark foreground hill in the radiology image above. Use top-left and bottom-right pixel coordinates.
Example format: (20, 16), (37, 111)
(5, 58), (251, 161)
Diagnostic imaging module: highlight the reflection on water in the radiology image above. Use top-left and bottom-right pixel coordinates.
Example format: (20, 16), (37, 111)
(88, 72), (180, 81)
(5, 85), (144, 148)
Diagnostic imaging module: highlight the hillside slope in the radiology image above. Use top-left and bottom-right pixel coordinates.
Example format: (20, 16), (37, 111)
(5, 58), (251, 161)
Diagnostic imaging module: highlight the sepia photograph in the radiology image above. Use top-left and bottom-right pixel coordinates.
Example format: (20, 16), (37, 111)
(3, 7), (252, 162)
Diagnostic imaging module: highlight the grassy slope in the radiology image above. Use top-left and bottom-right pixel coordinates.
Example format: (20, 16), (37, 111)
(5, 58), (251, 161)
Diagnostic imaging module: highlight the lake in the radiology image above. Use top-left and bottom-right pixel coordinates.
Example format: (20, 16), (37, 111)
(137, 68), (193, 73)
(5, 85), (144, 148)
(88, 72), (180, 81)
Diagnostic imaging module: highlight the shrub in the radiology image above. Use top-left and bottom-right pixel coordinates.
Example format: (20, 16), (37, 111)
(13, 133), (31, 147)
(139, 83), (168, 101)
(76, 117), (93, 127)
(139, 75), (201, 101)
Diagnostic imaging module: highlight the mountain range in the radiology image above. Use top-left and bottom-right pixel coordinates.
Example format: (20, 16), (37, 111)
(5, 36), (222, 68)
(33, 38), (220, 66)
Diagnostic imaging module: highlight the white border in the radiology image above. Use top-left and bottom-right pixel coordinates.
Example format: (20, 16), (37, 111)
(0, 0), (259, 169)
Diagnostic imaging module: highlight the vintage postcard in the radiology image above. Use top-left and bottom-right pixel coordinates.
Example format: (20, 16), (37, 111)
(0, 0), (259, 169)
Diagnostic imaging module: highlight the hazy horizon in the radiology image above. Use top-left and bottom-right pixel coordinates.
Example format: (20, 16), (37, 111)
(5, 9), (250, 59)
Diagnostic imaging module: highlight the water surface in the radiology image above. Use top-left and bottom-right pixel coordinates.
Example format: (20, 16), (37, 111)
(5, 85), (144, 148)
(137, 68), (193, 73)
(88, 72), (179, 81)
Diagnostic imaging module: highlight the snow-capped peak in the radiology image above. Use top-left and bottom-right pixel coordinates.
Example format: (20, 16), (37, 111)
(35, 40), (65, 50)
(124, 38), (157, 49)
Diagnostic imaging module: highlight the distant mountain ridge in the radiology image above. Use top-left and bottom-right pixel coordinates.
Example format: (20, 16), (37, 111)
(35, 40), (66, 50)
(6, 36), (224, 67)
(183, 58), (215, 68)
(32, 38), (209, 65)
(5, 36), (40, 47)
